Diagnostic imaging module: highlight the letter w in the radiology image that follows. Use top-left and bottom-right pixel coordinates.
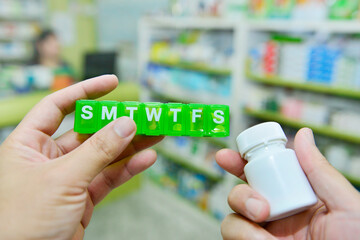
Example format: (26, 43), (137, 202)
(146, 108), (162, 122)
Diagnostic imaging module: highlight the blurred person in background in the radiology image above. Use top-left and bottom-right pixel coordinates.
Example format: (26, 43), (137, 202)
(30, 29), (75, 91)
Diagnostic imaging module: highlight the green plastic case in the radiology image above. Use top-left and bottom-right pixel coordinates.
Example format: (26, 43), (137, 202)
(122, 101), (143, 134)
(74, 100), (230, 137)
(74, 100), (99, 134)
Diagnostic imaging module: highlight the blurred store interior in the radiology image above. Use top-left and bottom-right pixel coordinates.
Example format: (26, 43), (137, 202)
(1, 0), (360, 239)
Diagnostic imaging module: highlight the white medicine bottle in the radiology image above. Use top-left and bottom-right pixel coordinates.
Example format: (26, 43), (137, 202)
(236, 122), (318, 221)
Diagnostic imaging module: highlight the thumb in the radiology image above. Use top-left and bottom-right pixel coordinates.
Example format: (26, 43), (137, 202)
(61, 117), (136, 183)
(294, 128), (360, 211)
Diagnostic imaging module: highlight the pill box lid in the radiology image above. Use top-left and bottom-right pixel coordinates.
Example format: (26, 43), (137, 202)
(236, 122), (287, 158)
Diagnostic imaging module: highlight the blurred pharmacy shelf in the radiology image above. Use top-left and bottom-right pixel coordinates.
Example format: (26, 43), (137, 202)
(139, 17), (244, 146)
(244, 108), (360, 145)
(147, 89), (230, 106)
(246, 72), (360, 100)
(0, 16), (44, 22)
(0, 82), (139, 128)
(205, 137), (229, 149)
(144, 18), (360, 33)
(154, 146), (223, 182)
(0, 56), (31, 63)
(146, 18), (360, 33)
(149, 180), (221, 223)
(150, 60), (231, 76)
(86, 181), (222, 240)
(247, 20), (360, 33)
(244, 20), (360, 190)
(143, 16), (236, 29)
(0, 0), (46, 65)
(245, 108), (360, 187)
(139, 16), (360, 217)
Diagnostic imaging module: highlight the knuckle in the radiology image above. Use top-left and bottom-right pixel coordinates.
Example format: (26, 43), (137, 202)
(101, 171), (117, 190)
(90, 136), (116, 164)
(221, 214), (232, 228)
(228, 184), (246, 204)
(221, 214), (240, 240)
(221, 215), (230, 239)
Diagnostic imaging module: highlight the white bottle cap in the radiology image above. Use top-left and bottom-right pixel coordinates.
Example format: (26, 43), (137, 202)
(236, 122), (287, 158)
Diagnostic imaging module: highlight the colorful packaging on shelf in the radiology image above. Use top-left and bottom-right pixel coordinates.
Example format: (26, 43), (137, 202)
(292, 0), (327, 20)
(268, 0), (295, 18)
(301, 102), (329, 126)
(263, 41), (279, 75)
(329, 0), (360, 19)
(279, 43), (308, 81)
(249, 0), (271, 18)
(307, 45), (341, 84)
(331, 111), (360, 136)
(333, 56), (357, 88)
(145, 63), (231, 98)
(158, 136), (226, 177)
(326, 145), (351, 173)
(280, 98), (303, 120)
(178, 171), (208, 206)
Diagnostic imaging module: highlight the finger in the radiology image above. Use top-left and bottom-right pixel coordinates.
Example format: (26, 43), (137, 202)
(18, 75), (118, 136)
(228, 184), (270, 222)
(221, 213), (276, 240)
(72, 224), (85, 240)
(55, 130), (163, 156)
(61, 117), (136, 183)
(88, 149), (157, 205)
(55, 130), (91, 155)
(81, 193), (95, 229)
(115, 135), (164, 161)
(216, 149), (247, 181)
(295, 128), (360, 211)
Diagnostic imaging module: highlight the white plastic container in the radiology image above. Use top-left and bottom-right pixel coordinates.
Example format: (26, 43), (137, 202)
(236, 122), (318, 221)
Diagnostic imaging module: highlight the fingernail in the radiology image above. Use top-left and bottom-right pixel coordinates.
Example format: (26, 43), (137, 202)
(304, 128), (315, 145)
(114, 117), (136, 138)
(245, 198), (264, 220)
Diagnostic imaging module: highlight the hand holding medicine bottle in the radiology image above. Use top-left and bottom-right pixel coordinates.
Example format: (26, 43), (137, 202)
(0, 75), (163, 239)
(216, 127), (360, 240)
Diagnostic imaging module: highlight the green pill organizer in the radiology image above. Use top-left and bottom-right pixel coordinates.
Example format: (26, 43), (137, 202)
(74, 100), (230, 137)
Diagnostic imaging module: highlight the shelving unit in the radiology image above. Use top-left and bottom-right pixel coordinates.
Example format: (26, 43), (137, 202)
(0, 0), (46, 108)
(139, 17), (360, 194)
(149, 60), (232, 76)
(147, 88), (230, 106)
(243, 20), (360, 187)
(244, 108), (360, 144)
(247, 20), (360, 33)
(246, 72), (360, 100)
(139, 19), (360, 221)
(0, 0), (46, 65)
(138, 16), (245, 145)
(139, 16), (247, 148)
(139, 17), (244, 220)
(142, 16), (236, 30)
(154, 146), (223, 182)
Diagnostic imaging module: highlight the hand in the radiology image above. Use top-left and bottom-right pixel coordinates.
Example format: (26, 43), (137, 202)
(216, 128), (360, 240)
(0, 75), (163, 240)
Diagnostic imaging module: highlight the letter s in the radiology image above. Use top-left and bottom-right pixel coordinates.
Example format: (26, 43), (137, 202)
(81, 105), (93, 120)
(213, 110), (224, 124)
